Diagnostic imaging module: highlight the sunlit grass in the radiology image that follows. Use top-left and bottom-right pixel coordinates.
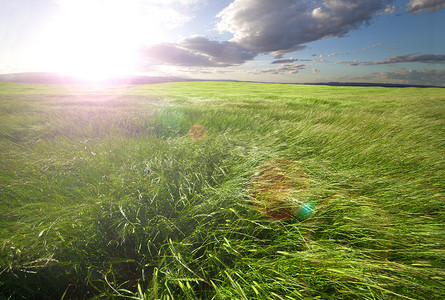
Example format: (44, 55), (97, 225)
(1, 82), (444, 299)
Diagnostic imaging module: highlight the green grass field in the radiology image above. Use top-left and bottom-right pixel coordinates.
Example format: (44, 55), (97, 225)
(1, 81), (444, 299)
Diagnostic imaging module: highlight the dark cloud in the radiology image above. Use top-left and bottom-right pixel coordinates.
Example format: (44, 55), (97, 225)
(252, 64), (306, 74)
(132, 1), (445, 70)
(365, 54), (445, 65)
(377, 69), (445, 86)
(179, 36), (257, 65)
(336, 54), (445, 66)
(217, 0), (393, 55)
(406, 0), (445, 15)
(142, 36), (257, 67)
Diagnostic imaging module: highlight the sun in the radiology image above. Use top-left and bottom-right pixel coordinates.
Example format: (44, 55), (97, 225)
(51, 27), (139, 82)
(34, 0), (164, 82)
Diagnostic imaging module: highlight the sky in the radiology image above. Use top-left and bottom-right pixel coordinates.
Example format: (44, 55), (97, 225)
(1, 0), (444, 86)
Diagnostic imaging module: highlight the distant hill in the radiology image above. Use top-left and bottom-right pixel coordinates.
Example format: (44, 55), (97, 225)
(303, 81), (444, 88)
(0, 72), (442, 88)
(0, 72), (195, 85)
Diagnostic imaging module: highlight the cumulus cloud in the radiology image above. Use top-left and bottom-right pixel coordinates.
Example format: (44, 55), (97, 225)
(406, 0), (445, 15)
(377, 69), (445, 86)
(217, 0), (393, 56)
(328, 53), (339, 57)
(142, 36), (257, 67)
(252, 64), (306, 74)
(311, 68), (320, 74)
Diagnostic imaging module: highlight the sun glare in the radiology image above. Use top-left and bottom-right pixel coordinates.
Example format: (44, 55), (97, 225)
(35, 0), (166, 82)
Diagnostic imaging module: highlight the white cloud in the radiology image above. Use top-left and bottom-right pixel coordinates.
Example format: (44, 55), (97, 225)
(54, 0), (196, 31)
(142, 43), (216, 67)
(348, 60), (362, 66)
(311, 68), (320, 74)
(252, 63), (306, 74)
(148, 0), (200, 5)
(271, 57), (298, 64)
(406, 0), (445, 15)
(363, 43), (382, 50)
(383, 5), (397, 14)
(217, 0), (393, 56)
(334, 60), (362, 65)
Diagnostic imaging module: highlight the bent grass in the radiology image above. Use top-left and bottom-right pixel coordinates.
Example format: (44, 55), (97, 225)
(0, 82), (444, 299)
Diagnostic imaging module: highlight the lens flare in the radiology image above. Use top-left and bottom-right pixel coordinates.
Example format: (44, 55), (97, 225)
(249, 158), (311, 220)
(188, 124), (206, 141)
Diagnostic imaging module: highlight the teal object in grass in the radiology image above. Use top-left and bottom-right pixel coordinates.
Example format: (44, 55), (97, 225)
(295, 202), (315, 221)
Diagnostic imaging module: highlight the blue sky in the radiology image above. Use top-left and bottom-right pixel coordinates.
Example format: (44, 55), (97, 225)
(1, 0), (444, 85)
